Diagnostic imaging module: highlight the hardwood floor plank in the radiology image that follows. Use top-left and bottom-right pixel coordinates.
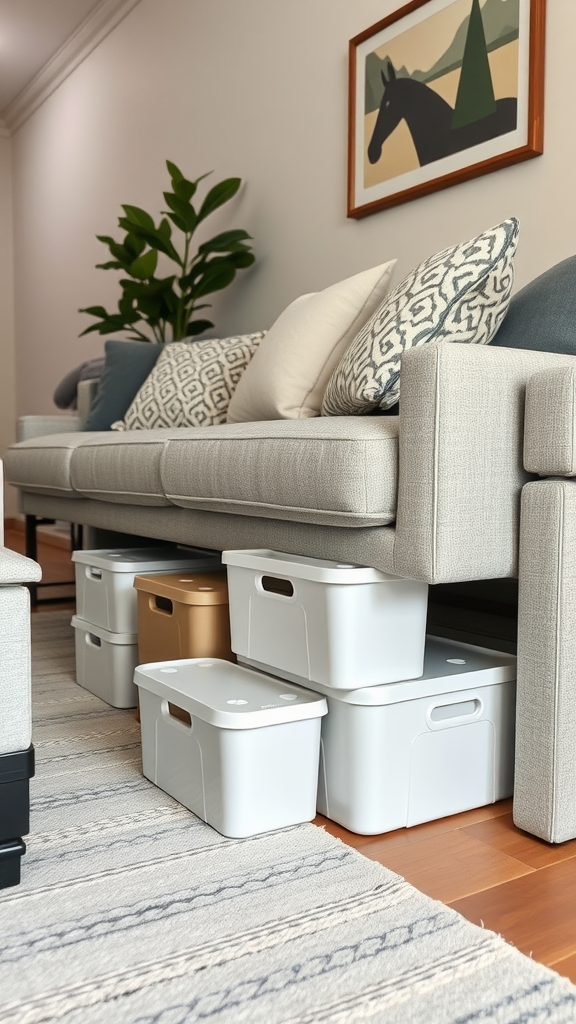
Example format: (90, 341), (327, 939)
(360, 829), (533, 903)
(549, 953), (576, 985)
(462, 812), (576, 869)
(314, 801), (513, 852)
(450, 858), (576, 964)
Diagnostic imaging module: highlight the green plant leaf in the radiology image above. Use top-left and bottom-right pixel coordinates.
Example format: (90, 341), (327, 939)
(129, 249), (158, 280)
(173, 178), (197, 202)
(120, 275), (176, 298)
(165, 210), (189, 234)
(197, 229), (253, 254)
(163, 192), (197, 233)
(124, 233), (147, 258)
(136, 295), (164, 319)
(96, 236), (133, 266)
(192, 260), (237, 298)
(95, 260), (124, 271)
(198, 178), (241, 221)
(229, 250), (255, 268)
(117, 219), (178, 261)
(166, 160), (184, 182)
(158, 217), (172, 242)
(78, 305), (110, 318)
(121, 205), (155, 231)
(184, 319), (214, 336)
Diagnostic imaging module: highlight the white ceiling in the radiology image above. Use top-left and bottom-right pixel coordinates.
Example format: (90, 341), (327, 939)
(0, 0), (105, 115)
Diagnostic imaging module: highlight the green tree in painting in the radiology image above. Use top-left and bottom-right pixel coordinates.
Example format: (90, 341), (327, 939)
(451, 0), (496, 129)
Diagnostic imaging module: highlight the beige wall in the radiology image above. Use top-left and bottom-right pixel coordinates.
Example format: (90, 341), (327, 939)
(0, 133), (17, 515)
(10, 0), (576, 416)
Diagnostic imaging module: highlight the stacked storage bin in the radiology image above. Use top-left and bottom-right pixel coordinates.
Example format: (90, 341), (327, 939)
(133, 571), (234, 664)
(71, 548), (220, 708)
(222, 549), (517, 835)
(135, 658), (327, 838)
(136, 547), (517, 840)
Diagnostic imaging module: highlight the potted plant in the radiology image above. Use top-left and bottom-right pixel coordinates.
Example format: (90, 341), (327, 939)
(80, 161), (255, 343)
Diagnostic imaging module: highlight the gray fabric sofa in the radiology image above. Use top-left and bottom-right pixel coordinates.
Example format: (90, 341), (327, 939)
(7, 341), (575, 584)
(7, 340), (576, 844)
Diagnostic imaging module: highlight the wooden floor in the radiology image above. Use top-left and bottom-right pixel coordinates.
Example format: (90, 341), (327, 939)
(7, 523), (576, 986)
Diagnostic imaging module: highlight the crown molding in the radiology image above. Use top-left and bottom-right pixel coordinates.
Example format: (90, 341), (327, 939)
(2, 0), (142, 134)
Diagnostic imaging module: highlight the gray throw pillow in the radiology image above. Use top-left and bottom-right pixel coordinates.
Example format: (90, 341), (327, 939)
(83, 341), (162, 431)
(492, 255), (576, 355)
(53, 357), (105, 410)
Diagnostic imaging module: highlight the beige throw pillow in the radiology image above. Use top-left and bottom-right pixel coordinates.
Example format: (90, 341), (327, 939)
(226, 260), (396, 422)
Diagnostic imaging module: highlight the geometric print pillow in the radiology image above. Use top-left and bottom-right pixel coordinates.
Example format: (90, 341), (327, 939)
(111, 333), (266, 431)
(321, 218), (519, 416)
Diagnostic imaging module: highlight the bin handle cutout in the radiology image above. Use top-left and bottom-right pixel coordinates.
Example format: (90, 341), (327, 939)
(260, 575), (294, 598)
(160, 699), (192, 729)
(88, 567), (102, 580)
(86, 633), (101, 648)
(151, 595), (173, 615)
(426, 697), (482, 730)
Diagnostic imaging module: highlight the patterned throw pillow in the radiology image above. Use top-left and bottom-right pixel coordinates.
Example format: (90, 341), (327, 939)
(321, 218), (519, 416)
(111, 334), (266, 431)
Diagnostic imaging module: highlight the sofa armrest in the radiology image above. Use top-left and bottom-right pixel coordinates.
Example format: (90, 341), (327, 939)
(524, 366), (576, 476)
(393, 342), (576, 584)
(17, 414), (81, 443)
(0, 546), (42, 584)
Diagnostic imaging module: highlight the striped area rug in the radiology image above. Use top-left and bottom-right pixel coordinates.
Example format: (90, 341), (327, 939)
(1, 610), (575, 1023)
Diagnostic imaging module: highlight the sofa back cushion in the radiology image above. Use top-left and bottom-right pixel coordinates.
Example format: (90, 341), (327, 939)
(491, 255), (576, 355)
(322, 218), (519, 416)
(226, 260), (397, 422)
(111, 334), (266, 431)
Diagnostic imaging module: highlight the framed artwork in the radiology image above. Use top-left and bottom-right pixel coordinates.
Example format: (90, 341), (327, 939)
(348, 0), (546, 218)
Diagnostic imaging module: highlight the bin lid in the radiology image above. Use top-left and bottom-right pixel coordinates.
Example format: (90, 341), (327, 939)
(72, 547), (220, 573)
(71, 615), (138, 645)
(222, 549), (401, 585)
(133, 571), (229, 605)
(135, 658), (327, 729)
(274, 637), (516, 706)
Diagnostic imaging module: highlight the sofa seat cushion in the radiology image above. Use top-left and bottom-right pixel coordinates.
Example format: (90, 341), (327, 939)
(4, 433), (101, 497)
(69, 429), (197, 505)
(161, 417), (399, 527)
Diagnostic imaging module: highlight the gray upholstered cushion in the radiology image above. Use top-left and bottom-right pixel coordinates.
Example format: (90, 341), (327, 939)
(0, 586), (32, 755)
(4, 433), (98, 497)
(70, 429), (196, 505)
(0, 548), (42, 585)
(524, 366), (576, 476)
(161, 417), (399, 527)
(515, 478), (576, 842)
(492, 255), (576, 354)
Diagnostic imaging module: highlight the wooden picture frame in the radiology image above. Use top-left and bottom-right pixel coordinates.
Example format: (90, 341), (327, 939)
(348, 0), (546, 218)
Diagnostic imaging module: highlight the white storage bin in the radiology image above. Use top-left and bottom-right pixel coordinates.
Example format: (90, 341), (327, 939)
(315, 637), (517, 835)
(71, 615), (139, 709)
(136, 658), (327, 838)
(73, 547), (220, 634)
(222, 549), (428, 689)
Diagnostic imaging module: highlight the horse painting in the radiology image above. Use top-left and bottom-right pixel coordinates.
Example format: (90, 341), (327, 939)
(367, 61), (518, 168)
